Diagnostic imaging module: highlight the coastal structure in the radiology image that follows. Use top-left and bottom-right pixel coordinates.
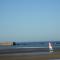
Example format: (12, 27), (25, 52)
(0, 42), (16, 46)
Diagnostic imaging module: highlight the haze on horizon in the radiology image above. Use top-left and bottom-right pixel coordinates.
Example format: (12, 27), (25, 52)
(0, 0), (60, 42)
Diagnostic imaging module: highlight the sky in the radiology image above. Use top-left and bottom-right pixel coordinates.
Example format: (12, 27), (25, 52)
(0, 0), (60, 42)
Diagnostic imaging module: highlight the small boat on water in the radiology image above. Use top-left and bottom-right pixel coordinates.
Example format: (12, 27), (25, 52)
(49, 42), (53, 53)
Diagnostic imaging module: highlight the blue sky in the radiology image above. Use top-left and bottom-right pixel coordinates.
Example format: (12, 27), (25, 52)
(0, 0), (60, 42)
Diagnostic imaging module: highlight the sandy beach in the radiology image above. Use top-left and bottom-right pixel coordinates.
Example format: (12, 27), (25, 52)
(0, 52), (60, 60)
(0, 48), (60, 60)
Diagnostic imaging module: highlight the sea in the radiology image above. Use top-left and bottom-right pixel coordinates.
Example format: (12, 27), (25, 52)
(0, 41), (60, 49)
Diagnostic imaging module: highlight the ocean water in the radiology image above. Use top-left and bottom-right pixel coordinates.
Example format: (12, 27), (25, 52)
(0, 41), (60, 49)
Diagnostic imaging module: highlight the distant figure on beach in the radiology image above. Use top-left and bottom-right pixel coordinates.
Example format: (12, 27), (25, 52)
(49, 42), (53, 53)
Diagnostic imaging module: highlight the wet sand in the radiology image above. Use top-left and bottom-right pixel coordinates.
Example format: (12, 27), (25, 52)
(0, 48), (60, 60)
(0, 48), (49, 54)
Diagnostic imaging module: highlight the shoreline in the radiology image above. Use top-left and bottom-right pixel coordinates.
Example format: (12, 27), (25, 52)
(0, 48), (49, 54)
(0, 47), (60, 54)
(0, 48), (60, 60)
